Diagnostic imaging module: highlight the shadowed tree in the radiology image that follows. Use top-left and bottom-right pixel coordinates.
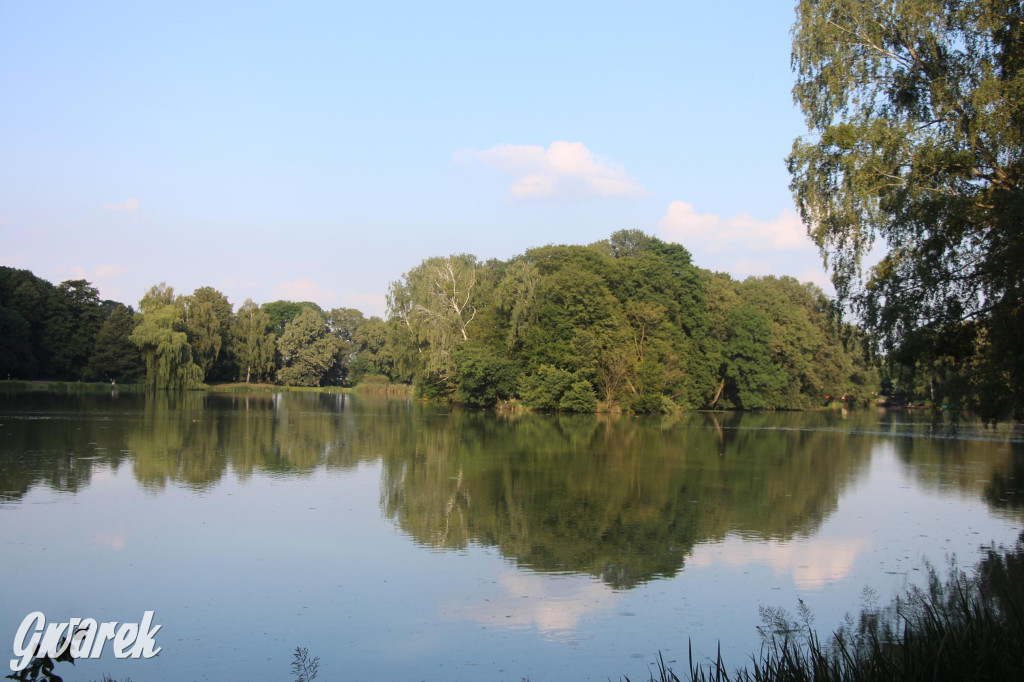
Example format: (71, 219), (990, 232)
(262, 300), (324, 338)
(326, 307), (365, 385)
(45, 279), (104, 379)
(84, 304), (145, 383)
(789, 0), (1024, 419)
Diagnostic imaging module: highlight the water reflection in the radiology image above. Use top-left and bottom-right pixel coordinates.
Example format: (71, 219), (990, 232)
(688, 535), (872, 590)
(439, 570), (622, 640)
(1, 392), (1021, 592)
(377, 410), (891, 588)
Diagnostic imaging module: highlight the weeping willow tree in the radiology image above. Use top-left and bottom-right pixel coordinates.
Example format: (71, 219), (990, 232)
(130, 284), (204, 390)
(789, 0), (1023, 419)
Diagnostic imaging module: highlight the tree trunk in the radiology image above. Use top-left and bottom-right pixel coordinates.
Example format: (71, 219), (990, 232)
(709, 376), (726, 407)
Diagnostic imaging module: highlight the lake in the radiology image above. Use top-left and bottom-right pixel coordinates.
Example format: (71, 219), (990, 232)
(1, 390), (1022, 681)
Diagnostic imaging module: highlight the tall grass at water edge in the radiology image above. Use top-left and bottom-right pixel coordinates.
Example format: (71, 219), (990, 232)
(651, 535), (1024, 682)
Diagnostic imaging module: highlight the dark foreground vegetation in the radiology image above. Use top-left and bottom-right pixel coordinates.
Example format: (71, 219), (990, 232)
(788, 0), (1023, 422)
(679, 536), (1024, 682)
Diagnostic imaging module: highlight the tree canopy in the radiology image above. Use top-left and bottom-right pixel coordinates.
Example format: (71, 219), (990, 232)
(789, 0), (1023, 419)
(382, 230), (876, 411)
(3, 230), (880, 410)
(130, 284), (204, 390)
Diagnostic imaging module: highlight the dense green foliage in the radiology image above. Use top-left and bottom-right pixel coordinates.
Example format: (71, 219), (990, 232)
(230, 299), (276, 384)
(277, 307), (338, 387)
(0, 267), (144, 382)
(1, 231), (878, 407)
(789, 0), (1023, 420)
(381, 230), (877, 411)
(131, 284), (205, 390)
(84, 304), (146, 383)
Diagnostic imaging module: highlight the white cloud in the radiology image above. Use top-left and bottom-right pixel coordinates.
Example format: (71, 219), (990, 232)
(658, 201), (812, 252)
(102, 198), (140, 215)
(655, 200), (835, 289)
(454, 141), (649, 200)
(273, 277), (336, 306)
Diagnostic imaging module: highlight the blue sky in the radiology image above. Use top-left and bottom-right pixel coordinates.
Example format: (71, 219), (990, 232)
(1, 1), (827, 317)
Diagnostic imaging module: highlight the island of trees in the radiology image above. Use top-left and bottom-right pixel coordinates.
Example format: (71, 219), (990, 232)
(2, 230), (878, 413)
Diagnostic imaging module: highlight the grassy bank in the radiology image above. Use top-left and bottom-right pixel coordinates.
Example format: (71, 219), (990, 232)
(0, 380), (406, 396)
(0, 380), (146, 393)
(207, 382), (354, 394)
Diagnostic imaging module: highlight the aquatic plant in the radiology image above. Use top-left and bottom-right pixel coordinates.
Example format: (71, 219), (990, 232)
(682, 536), (1024, 681)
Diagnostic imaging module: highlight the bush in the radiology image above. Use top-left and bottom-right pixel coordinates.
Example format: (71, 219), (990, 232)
(453, 346), (519, 408)
(559, 380), (598, 413)
(521, 365), (575, 410)
(414, 369), (453, 402)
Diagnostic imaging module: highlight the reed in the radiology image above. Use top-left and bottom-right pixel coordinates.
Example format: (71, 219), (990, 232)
(680, 537), (1024, 682)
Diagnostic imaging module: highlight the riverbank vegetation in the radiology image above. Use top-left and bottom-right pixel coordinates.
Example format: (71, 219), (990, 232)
(0, 230), (880, 413)
(679, 534), (1024, 682)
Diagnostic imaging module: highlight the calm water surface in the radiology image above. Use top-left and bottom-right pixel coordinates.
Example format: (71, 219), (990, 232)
(1, 391), (1022, 681)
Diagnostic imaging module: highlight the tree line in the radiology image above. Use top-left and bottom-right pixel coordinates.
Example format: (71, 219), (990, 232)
(0, 266), (369, 390)
(0, 230), (880, 412)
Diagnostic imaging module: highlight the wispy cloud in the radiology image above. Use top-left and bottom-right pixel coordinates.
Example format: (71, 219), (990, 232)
(273, 277), (336, 306)
(102, 198), (140, 215)
(797, 267), (832, 290)
(454, 141), (649, 200)
(343, 292), (387, 317)
(658, 201), (812, 252)
(90, 527), (127, 551)
(69, 264), (127, 281)
(59, 265), (130, 303)
(219, 276), (261, 291)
